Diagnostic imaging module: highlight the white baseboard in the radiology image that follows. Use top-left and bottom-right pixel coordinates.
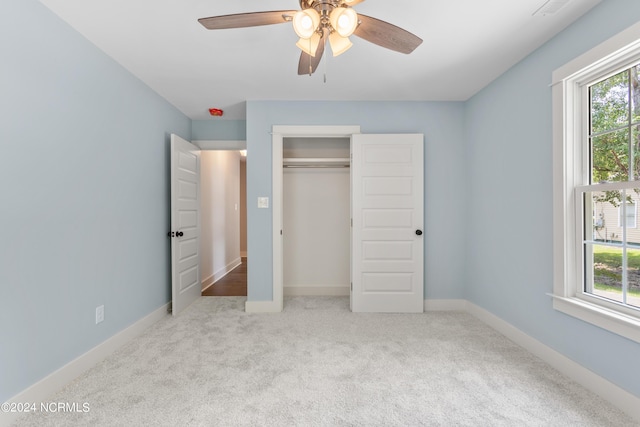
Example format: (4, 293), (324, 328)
(214, 257), (242, 283)
(245, 300), (282, 313)
(202, 257), (242, 291)
(284, 286), (350, 296)
(1, 303), (170, 427)
(5, 297), (637, 424)
(424, 299), (468, 311)
(201, 274), (214, 291)
(466, 302), (640, 422)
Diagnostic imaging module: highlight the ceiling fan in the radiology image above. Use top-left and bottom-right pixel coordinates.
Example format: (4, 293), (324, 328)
(198, 0), (423, 76)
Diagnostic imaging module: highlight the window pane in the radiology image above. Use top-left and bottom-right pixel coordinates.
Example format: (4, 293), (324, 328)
(591, 70), (629, 134)
(632, 65), (640, 125)
(591, 129), (630, 182)
(586, 188), (640, 308)
(588, 243), (624, 304)
(627, 247), (640, 308)
(591, 190), (625, 243)
(633, 126), (640, 180)
(627, 191), (640, 237)
(590, 190), (640, 240)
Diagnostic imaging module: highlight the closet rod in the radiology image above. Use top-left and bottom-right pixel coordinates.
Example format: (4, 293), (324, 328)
(283, 164), (350, 168)
(283, 157), (350, 163)
(282, 157), (350, 169)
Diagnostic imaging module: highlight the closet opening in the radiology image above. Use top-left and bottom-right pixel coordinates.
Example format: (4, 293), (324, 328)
(268, 126), (424, 314)
(282, 137), (351, 297)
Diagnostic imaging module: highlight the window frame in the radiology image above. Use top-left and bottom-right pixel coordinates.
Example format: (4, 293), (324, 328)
(553, 22), (640, 344)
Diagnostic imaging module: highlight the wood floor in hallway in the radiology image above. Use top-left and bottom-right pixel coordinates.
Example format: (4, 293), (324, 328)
(202, 257), (247, 296)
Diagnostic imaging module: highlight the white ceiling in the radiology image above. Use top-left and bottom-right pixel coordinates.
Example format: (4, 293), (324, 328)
(39, 0), (601, 120)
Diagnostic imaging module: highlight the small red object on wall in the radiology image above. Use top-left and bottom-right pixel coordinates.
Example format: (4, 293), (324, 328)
(209, 108), (224, 117)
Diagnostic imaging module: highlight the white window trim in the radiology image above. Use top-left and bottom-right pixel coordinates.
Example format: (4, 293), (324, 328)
(552, 21), (640, 344)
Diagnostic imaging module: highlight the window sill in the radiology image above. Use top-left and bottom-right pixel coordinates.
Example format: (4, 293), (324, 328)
(552, 295), (640, 344)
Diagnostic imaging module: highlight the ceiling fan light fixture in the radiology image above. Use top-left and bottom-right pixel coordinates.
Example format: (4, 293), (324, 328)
(198, 3), (423, 77)
(293, 9), (320, 39)
(296, 32), (322, 57)
(329, 7), (358, 37)
(329, 31), (352, 56)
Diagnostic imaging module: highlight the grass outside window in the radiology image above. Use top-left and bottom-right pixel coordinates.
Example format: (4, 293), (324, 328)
(593, 245), (640, 297)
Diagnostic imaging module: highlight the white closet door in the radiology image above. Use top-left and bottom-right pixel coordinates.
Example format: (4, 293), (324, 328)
(351, 134), (424, 313)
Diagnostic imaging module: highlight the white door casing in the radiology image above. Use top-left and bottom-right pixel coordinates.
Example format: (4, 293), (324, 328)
(265, 126), (361, 314)
(170, 134), (201, 315)
(351, 134), (424, 313)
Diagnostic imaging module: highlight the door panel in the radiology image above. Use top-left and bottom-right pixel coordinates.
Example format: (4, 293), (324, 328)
(171, 134), (201, 315)
(352, 134), (424, 312)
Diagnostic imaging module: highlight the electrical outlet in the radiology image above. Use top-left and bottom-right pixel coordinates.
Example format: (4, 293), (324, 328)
(95, 305), (104, 324)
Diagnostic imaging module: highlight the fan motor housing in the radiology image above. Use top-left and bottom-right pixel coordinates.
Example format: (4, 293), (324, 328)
(300, 1), (349, 11)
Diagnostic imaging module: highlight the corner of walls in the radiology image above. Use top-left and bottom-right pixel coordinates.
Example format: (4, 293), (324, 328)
(461, 0), (640, 398)
(0, 0), (190, 403)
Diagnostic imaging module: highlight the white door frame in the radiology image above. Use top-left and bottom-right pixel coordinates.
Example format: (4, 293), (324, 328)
(196, 141), (247, 293)
(171, 139), (247, 312)
(270, 125), (361, 313)
(194, 140), (246, 150)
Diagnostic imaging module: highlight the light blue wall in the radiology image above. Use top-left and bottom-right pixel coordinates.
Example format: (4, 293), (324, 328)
(4, 0), (640, 407)
(192, 120), (246, 141)
(0, 1), (191, 402)
(246, 101), (467, 301)
(464, 0), (640, 397)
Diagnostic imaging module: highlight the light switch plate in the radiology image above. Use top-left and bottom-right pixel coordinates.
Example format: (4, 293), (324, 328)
(96, 305), (104, 324)
(258, 197), (269, 208)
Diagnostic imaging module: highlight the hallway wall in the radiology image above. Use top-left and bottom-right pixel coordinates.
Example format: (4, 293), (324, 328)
(200, 151), (242, 289)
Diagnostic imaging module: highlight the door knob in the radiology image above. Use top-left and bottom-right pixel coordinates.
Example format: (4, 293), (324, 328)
(415, 229), (423, 236)
(176, 231), (184, 237)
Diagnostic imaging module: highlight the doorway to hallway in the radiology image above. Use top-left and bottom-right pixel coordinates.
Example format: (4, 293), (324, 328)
(202, 257), (247, 296)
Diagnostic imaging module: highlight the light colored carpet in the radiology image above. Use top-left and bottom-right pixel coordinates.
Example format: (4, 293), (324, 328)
(12, 296), (638, 426)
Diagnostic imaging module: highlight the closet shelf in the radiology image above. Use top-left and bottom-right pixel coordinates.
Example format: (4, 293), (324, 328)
(283, 157), (350, 168)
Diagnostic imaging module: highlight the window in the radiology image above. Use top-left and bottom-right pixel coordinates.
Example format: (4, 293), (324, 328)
(618, 202), (636, 228)
(553, 22), (640, 343)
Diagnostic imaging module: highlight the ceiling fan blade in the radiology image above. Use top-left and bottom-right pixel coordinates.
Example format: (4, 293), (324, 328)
(298, 30), (327, 76)
(353, 14), (422, 54)
(344, 0), (367, 5)
(198, 10), (297, 30)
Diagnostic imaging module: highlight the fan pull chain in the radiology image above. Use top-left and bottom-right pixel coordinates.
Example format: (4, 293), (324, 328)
(308, 37), (313, 76)
(324, 47), (328, 83)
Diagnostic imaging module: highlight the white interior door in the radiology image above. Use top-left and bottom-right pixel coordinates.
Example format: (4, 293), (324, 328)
(351, 134), (424, 312)
(170, 134), (201, 315)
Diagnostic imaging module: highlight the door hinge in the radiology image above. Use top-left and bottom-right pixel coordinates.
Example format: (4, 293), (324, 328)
(280, 229), (283, 235)
(350, 282), (353, 291)
(350, 218), (353, 227)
